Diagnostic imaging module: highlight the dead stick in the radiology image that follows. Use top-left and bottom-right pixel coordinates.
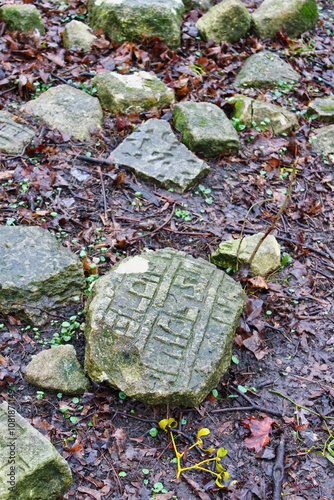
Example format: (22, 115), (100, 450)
(273, 436), (285, 500)
(211, 405), (283, 417)
(8, 302), (67, 319)
(98, 167), (107, 220)
(129, 203), (176, 243)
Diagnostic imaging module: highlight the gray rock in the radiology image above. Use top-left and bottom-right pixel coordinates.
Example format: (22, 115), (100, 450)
(307, 97), (334, 122)
(21, 85), (103, 141)
(62, 20), (97, 51)
(109, 118), (210, 192)
(196, 0), (250, 44)
(0, 401), (72, 500)
(0, 4), (45, 35)
(309, 125), (334, 160)
(25, 345), (90, 395)
(87, 0), (184, 49)
(172, 101), (240, 156)
(84, 248), (245, 406)
(92, 71), (175, 114)
(235, 51), (300, 88)
(229, 95), (299, 135)
(183, 0), (213, 10)
(0, 226), (85, 326)
(252, 0), (318, 40)
(0, 111), (35, 154)
(211, 233), (281, 276)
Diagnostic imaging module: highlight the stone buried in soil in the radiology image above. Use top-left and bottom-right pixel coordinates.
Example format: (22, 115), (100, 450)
(0, 226), (85, 326)
(62, 20), (97, 51)
(307, 97), (334, 122)
(0, 111), (35, 154)
(0, 401), (72, 500)
(0, 4), (45, 34)
(25, 345), (90, 395)
(84, 248), (245, 406)
(21, 85), (103, 141)
(309, 124), (334, 162)
(109, 118), (210, 192)
(183, 0), (213, 10)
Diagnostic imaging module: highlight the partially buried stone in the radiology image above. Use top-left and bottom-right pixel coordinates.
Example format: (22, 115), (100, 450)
(109, 118), (210, 193)
(84, 248), (245, 406)
(62, 20), (97, 51)
(0, 401), (72, 500)
(307, 97), (334, 122)
(0, 226), (85, 326)
(309, 125), (334, 162)
(0, 111), (35, 154)
(25, 345), (90, 395)
(0, 4), (45, 35)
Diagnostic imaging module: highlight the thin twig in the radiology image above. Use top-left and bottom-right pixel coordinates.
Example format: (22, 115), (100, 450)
(98, 167), (107, 221)
(129, 203), (176, 243)
(268, 390), (334, 419)
(273, 436), (285, 500)
(8, 302), (67, 319)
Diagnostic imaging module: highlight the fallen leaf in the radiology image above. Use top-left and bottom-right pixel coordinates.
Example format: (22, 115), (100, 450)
(249, 276), (268, 289)
(242, 416), (273, 452)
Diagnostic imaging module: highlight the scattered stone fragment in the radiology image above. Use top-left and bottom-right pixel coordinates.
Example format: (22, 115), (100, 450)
(0, 401), (72, 500)
(91, 71), (175, 114)
(307, 97), (334, 122)
(196, 0), (250, 44)
(84, 248), (245, 406)
(211, 233), (281, 276)
(109, 118), (210, 192)
(87, 0), (184, 49)
(25, 345), (90, 395)
(234, 51), (300, 88)
(172, 102), (240, 156)
(183, 0), (212, 10)
(62, 20), (97, 51)
(21, 85), (103, 141)
(0, 4), (45, 34)
(0, 226), (85, 326)
(0, 111), (35, 154)
(309, 125), (334, 161)
(251, 0), (318, 40)
(229, 95), (299, 135)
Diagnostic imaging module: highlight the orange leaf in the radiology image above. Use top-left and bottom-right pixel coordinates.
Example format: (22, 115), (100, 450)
(63, 443), (83, 453)
(242, 416), (273, 452)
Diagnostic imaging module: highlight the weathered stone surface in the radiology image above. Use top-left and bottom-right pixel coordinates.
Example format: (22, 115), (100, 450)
(252, 0), (318, 40)
(172, 102), (240, 156)
(21, 85), (103, 141)
(87, 0), (184, 49)
(63, 20), (97, 51)
(109, 118), (210, 192)
(309, 125), (334, 161)
(84, 248), (245, 406)
(235, 51), (300, 88)
(211, 233), (281, 276)
(25, 345), (90, 395)
(0, 401), (72, 500)
(229, 95), (299, 134)
(0, 226), (85, 326)
(307, 97), (334, 122)
(92, 71), (175, 114)
(183, 0), (213, 10)
(196, 0), (250, 44)
(0, 111), (35, 154)
(0, 4), (45, 34)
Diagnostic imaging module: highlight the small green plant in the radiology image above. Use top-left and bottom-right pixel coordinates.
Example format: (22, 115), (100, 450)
(231, 117), (246, 131)
(151, 482), (168, 494)
(31, 81), (52, 99)
(36, 391), (45, 400)
(174, 208), (191, 221)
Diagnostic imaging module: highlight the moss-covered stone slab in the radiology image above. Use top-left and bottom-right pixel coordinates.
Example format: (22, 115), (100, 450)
(0, 111), (35, 154)
(0, 4), (45, 34)
(92, 71), (175, 114)
(251, 0), (318, 40)
(109, 118), (210, 192)
(229, 95), (298, 135)
(0, 401), (72, 500)
(183, 0), (213, 10)
(0, 226), (85, 326)
(25, 345), (90, 395)
(172, 101), (240, 157)
(309, 125), (334, 161)
(307, 97), (334, 122)
(21, 85), (103, 141)
(196, 0), (250, 44)
(211, 233), (281, 276)
(84, 248), (245, 406)
(87, 0), (184, 49)
(63, 20), (97, 51)
(235, 51), (300, 88)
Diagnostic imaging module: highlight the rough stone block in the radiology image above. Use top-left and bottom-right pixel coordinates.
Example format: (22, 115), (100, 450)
(0, 4), (45, 34)
(0, 111), (35, 154)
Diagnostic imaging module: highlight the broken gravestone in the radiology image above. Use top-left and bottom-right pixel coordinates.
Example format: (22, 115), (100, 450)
(62, 20), (97, 51)
(84, 248), (245, 406)
(0, 226), (85, 326)
(21, 85), (103, 141)
(309, 125), (334, 162)
(172, 101), (240, 156)
(183, 0), (213, 10)
(91, 71), (175, 114)
(25, 345), (90, 395)
(307, 97), (334, 122)
(0, 4), (45, 34)
(109, 118), (210, 192)
(0, 401), (72, 500)
(234, 51), (300, 88)
(0, 111), (35, 154)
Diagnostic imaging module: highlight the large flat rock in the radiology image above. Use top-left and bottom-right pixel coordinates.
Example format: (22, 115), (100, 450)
(21, 85), (103, 141)
(309, 125), (334, 161)
(0, 226), (85, 326)
(84, 248), (245, 406)
(0, 401), (72, 500)
(307, 97), (334, 122)
(109, 118), (210, 192)
(0, 4), (45, 34)
(0, 111), (35, 154)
